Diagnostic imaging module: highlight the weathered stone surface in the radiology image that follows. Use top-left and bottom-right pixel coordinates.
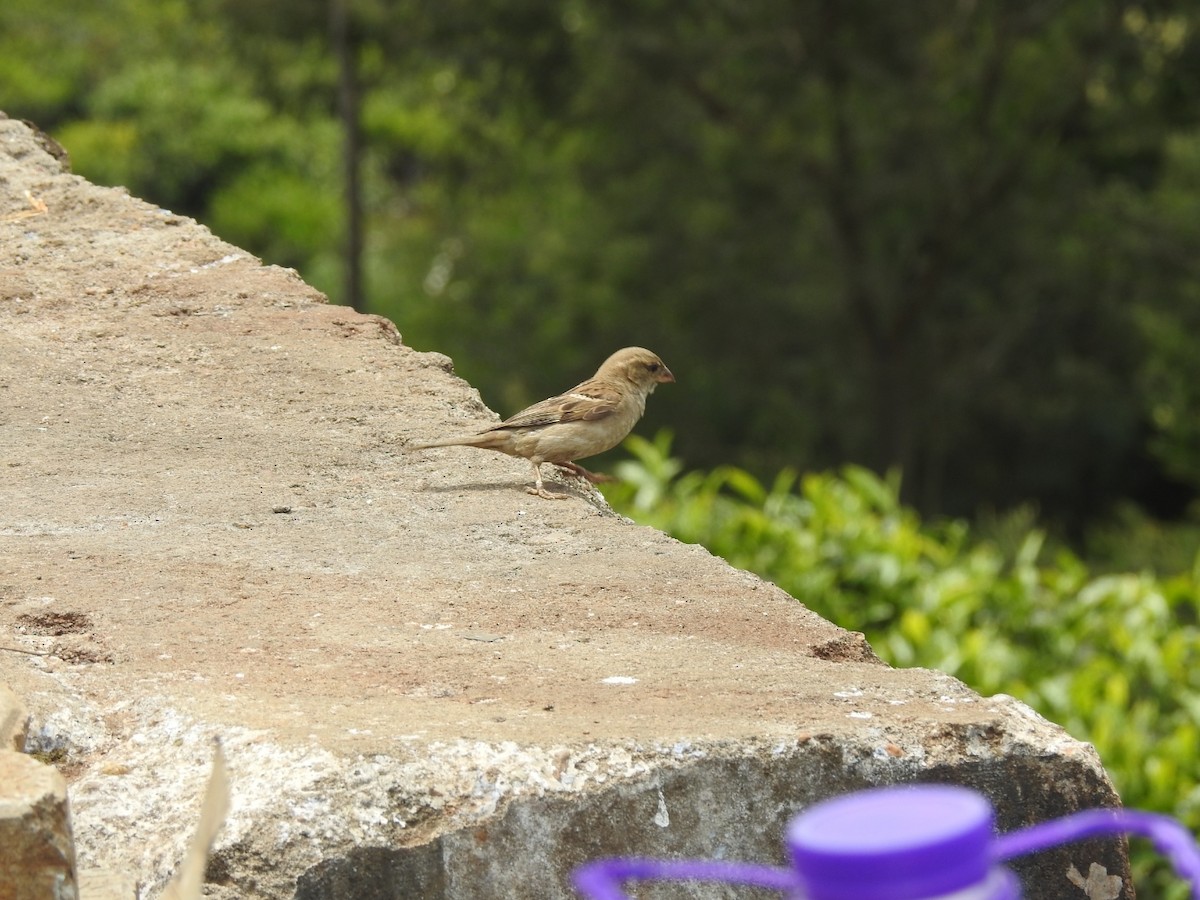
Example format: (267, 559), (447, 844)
(78, 869), (137, 900)
(0, 681), (29, 751)
(0, 750), (78, 900)
(0, 112), (1130, 898)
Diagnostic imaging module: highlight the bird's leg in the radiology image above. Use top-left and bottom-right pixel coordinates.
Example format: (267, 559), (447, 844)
(555, 461), (617, 484)
(526, 461), (569, 500)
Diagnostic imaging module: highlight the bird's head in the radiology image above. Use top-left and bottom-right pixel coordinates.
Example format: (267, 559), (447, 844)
(598, 347), (675, 394)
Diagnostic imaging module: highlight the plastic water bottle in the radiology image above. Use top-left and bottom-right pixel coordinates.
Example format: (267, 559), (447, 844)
(572, 784), (1200, 900)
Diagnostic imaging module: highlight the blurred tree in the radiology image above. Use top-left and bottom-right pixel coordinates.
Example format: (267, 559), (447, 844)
(1132, 130), (1200, 494)
(381, 0), (1200, 525)
(389, 0), (1200, 524)
(330, 0), (365, 310)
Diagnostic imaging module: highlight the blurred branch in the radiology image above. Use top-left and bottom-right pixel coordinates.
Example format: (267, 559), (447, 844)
(162, 741), (231, 900)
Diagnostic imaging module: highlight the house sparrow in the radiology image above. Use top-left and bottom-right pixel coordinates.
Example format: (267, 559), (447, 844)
(411, 347), (675, 499)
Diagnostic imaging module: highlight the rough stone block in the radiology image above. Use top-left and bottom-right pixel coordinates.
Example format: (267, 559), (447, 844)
(0, 750), (78, 900)
(0, 682), (29, 751)
(78, 868), (137, 900)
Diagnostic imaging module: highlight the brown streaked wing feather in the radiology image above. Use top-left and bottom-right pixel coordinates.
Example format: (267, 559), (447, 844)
(487, 379), (621, 431)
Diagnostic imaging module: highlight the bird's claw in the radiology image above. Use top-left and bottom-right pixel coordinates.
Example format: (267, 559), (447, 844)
(527, 486), (569, 500)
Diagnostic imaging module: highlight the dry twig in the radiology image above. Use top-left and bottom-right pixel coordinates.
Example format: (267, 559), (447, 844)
(0, 191), (49, 223)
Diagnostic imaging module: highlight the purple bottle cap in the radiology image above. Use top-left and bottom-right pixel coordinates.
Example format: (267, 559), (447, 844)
(787, 785), (999, 900)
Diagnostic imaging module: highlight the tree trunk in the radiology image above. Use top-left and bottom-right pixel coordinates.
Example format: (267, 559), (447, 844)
(330, 0), (364, 312)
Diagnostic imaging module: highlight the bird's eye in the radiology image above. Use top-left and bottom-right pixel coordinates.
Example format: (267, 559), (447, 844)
(647, 362), (661, 372)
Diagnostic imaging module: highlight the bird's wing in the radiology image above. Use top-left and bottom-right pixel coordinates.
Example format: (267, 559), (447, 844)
(490, 378), (622, 431)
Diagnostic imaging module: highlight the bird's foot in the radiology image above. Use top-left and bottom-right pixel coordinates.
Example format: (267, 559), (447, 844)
(527, 485), (570, 500)
(556, 461), (617, 484)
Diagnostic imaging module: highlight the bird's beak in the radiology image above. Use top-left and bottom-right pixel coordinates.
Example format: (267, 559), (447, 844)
(658, 366), (675, 384)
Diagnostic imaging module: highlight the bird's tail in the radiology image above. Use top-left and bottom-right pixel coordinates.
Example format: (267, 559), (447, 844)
(409, 436), (469, 451)
(409, 431), (506, 452)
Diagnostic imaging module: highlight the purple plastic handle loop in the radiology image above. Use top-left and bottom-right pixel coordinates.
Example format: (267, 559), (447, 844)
(572, 858), (798, 900)
(994, 808), (1200, 898)
(572, 807), (1200, 900)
